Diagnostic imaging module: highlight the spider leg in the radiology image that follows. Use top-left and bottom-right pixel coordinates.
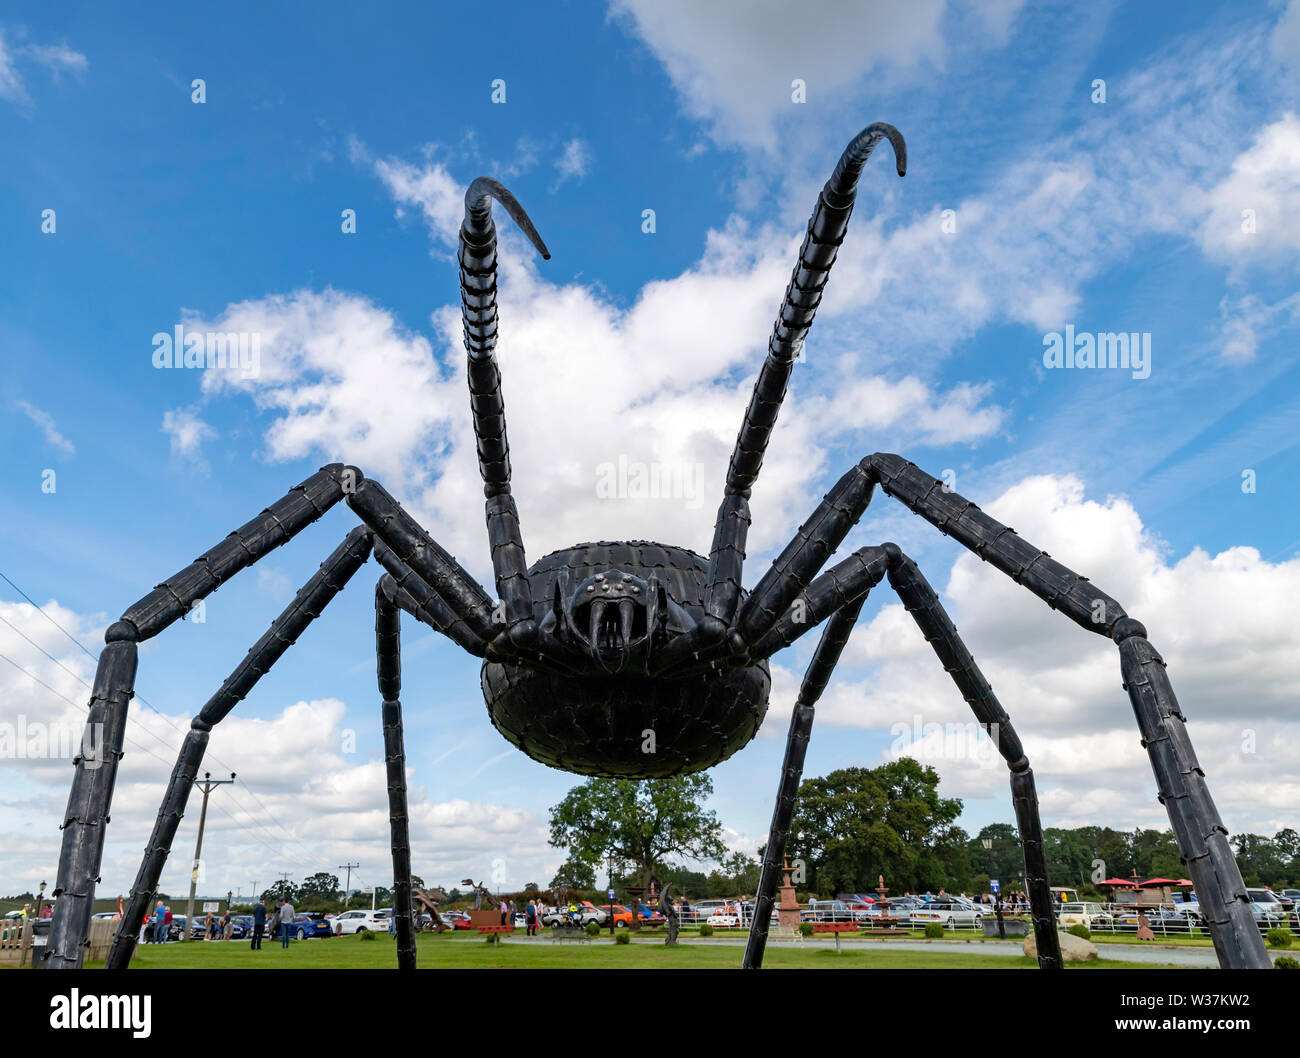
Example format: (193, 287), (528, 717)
(744, 595), (868, 969)
(459, 178), (550, 632)
(348, 477), (506, 650)
(376, 576), (417, 970)
(101, 527), (373, 969)
(864, 453), (1270, 969)
(704, 123), (905, 626)
(885, 550), (1061, 969)
(48, 465), (352, 969)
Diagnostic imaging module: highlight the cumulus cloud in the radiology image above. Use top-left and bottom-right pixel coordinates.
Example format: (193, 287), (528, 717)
(606, 0), (1020, 150)
(1194, 113), (1300, 267)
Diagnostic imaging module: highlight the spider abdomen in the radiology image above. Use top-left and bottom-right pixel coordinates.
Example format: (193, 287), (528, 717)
(480, 540), (771, 776)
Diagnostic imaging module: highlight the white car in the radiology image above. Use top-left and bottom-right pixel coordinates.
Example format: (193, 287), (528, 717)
(333, 909), (391, 935)
(910, 898), (984, 928)
(1057, 902), (1113, 929)
(707, 903), (744, 928)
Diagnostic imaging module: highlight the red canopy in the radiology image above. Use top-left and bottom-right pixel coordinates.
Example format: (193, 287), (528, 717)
(1175, 879), (1194, 887)
(1099, 878), (1135, 886)
(1140, 878), (1178, 886)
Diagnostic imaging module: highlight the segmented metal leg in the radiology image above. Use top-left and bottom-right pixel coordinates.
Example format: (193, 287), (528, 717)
(48, 465), (352, 969)
(376, 577), (417, 970)
(744, 595), (868, 969)
(104, 528), (373, 969)
(1116, 621), (1270, 968)
(866, 454), (1269, 968)
(886, 549), (1061, 968)
(348, 478), (500, 647)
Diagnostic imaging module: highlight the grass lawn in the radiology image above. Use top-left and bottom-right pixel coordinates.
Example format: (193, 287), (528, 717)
(86, 932), (1174, 969)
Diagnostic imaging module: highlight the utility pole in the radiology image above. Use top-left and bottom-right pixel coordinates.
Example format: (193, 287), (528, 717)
(183, 771), (235, 942)
(338, 863), (359, 909)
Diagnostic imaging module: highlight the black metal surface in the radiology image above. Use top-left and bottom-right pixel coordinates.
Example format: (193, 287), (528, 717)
(744, 595), (868, 969)
(376, 580), (417, 970)
(103, 528), (373, 969)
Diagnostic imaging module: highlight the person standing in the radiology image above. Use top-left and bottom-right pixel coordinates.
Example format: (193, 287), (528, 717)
(280, 897), (295, 948)
(499, 899), (508, 926)
(525, 899), (536, 937)
(251, 899), (266, 950)
(161, 905), (173, 943)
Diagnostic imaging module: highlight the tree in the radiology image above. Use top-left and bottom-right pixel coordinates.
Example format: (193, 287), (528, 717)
(784, 759), (964, 895)
(549, 775), (727, 891)
(550, 856), (595, 890)
(523, 882), (539, 892)
(298, 872), (340, 905)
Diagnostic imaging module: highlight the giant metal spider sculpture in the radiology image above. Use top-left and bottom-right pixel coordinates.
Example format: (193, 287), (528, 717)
(49, 123), (1269, 971)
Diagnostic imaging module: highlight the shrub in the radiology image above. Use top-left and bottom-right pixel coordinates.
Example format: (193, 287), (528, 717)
(614, 930), (631, 945)
(1068, 924), (1092, 941)
(797, 922), (814, 938)
(924, 923), (944, 939)
(1273, 955), (1298, 969)
(358, 930), (375, 942)
(584, 921), (601, 937)
(1266, 929), (1292, 949)
(699, 923), (714, 937)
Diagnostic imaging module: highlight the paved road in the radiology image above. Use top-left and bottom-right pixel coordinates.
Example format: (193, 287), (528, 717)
(521, 933), (1239, 966)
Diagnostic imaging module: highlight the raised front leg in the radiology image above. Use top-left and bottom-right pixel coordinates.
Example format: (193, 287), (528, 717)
(48, 464), (352, 969)
(105, 528), (373, 969)
(376, 576), (417, 970)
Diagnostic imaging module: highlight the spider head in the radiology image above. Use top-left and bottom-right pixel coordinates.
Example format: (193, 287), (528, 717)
(557, 570), (681, 672)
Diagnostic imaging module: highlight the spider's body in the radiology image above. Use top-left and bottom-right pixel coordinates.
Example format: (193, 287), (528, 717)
(51, 123), (1271, 974)
(483, 540), (770, 777)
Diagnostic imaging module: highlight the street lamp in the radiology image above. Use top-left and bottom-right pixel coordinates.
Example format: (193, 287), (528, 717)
(607, 851), (615, 937)
(982, 838), (1005, 939)
(36, 880), (47, 918)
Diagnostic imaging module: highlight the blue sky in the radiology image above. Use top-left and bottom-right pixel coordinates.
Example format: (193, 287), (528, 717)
(1, 1), (1298, 900)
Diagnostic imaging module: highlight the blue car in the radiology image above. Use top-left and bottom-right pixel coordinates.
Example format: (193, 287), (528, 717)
(287, 913), (333, 939)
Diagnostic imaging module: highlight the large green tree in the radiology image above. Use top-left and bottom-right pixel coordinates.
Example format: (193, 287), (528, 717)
(549, 775), (727, 890)
(784, 759), (966, 896)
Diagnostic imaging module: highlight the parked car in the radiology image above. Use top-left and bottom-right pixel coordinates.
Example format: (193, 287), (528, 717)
(1057, 902), (1113, 930)
(1247, 888), (1286, 916)
(707, 902), (745, 928)
(540, 903), (606, 927)
(333, 909), (390, 935)
(597, 904), (636, 927)
(1112, 908), (1197, 934)
(1276, 890), (1298, 911)
(801, 899), (858, 923)
(680, 899), (728, 923)
(441, 909), (473, 930)
(910, 898), (984, 929)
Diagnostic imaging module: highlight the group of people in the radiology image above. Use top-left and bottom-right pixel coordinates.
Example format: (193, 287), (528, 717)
(134, 897), (298, 949)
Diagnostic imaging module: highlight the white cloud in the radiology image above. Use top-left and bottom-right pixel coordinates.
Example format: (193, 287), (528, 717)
(553, 138), (592, 186)
(1194, 113), (1300, 266)
(161, 407), (217, 460)
(606, 0), (999, 150)
(0, 29), (87, 107)
(15, 401), (74, 457)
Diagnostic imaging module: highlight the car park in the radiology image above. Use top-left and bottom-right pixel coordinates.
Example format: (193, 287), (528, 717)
(801, 899), (857, 923)
(1112, 908), (1198, 934)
